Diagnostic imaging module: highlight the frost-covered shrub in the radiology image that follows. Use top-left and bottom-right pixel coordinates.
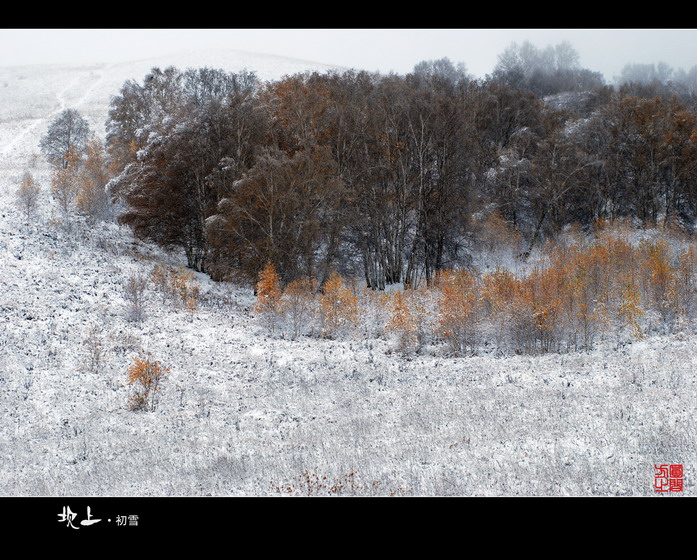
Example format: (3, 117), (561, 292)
(386, 290), (419, 354)
(319, 271), (360, 338)
(254, 262), (283, 333)
(124, 271), (149, 323)
(82, 323), (107, 374)
(171, 269), (200, 314)
(437, 269), (480, 355)
(280, 275), (318, 339)
(126, 355), (169, 412)
(385, 289), (433, 354)
(150, 264), (200, 313)
(75, 138), (112, 224)
(358, 287), (392, 340)
(15, 170), (41, 219)
(49, 146), (81, 222)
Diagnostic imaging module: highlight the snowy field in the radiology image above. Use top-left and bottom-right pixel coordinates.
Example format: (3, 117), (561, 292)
(0, 50), (693, 497)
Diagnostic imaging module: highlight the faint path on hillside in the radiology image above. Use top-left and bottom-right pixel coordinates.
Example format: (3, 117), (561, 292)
(0, 115), (44, 159)
(55, 64), (112, 113)
(0, 64), (111, 159)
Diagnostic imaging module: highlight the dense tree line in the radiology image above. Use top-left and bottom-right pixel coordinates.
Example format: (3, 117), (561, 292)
(102, 44), (697, 290)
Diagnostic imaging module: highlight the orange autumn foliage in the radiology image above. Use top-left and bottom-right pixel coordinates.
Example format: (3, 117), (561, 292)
(255, 262), (283, 313)
(437, 269), (480, 355)
(386, 290), (420, 353)
(319, 271), (359, 337)
(247, 225), (696, 355)
(281, 275), (318, 338)
(127, 355), (170, 411)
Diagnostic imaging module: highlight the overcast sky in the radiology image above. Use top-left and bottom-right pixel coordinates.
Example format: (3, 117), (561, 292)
(2, 29), (697, 83)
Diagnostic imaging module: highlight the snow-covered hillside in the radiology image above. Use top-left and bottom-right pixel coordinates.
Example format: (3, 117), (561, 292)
(0, 50), (694, 496)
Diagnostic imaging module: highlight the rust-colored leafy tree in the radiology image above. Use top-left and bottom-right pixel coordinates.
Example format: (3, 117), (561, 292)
(15, 171), (41, 219)
(76, 138), (112, 224)
(319, 271), (360, 338)
(437, 269), (480, 355)
(127, 355), (170, 412)
(386, 290), (419, 354)
(255, 261), (283, 332)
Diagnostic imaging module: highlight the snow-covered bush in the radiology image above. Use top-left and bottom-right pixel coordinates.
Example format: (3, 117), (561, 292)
(124, 271), (149, 323)
(126, 355), (170, 412)
(15, 170), (41, 219)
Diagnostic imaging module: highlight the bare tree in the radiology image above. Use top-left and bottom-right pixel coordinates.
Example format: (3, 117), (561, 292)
(124, 272), (149, 323)
(39, 108), (90, 169)
(15, 171), (41, 219)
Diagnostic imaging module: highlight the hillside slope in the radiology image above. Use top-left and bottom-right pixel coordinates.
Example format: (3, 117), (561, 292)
(0, 51), (694, 496)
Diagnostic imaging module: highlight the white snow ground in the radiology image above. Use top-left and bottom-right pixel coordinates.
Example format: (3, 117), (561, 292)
(0, 50), (694, 496)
